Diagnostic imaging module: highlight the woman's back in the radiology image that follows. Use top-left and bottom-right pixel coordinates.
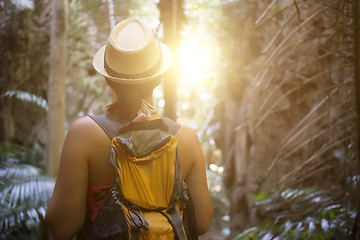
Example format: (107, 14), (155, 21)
(45, 19), (212, 240)
(46, 114), (212, 239)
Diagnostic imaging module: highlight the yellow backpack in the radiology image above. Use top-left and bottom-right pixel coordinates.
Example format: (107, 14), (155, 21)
(87, 115), (198, 240)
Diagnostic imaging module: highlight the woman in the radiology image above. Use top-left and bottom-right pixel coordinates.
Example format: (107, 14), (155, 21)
(45, 19), (213, 239)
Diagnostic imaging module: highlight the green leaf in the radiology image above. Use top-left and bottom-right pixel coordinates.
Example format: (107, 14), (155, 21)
(279, 220), (293, 237)
(253, 191), (270, 202)
(308, 220), (316, 236)
(234, 227), (259, 239)
(261, 232), (273, 240)
(320, 219), (329, 233)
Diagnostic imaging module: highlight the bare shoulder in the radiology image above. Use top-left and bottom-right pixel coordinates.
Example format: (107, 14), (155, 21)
(175, 124), (200, 144)
(62, 116), (111, 163)
(66, 116), (106, 142)
(175, 125), (202, 159)
(68, 116), (99, 133)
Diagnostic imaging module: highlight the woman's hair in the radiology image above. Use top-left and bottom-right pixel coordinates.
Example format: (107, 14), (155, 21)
(105, 78), (162, 122)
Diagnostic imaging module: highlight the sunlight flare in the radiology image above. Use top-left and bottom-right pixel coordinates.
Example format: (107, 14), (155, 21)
(178, 35), (215, 89)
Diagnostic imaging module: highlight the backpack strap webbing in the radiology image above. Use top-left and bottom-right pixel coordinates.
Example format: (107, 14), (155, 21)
(129, 208), (149, 240)
(89, 114), (181, 139)
(160, 207), (187, 240)
(162, 116), (180, 135)
(89, 114), (123, 139)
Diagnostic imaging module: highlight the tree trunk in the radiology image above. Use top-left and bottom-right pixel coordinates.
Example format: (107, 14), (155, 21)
(353, 0), (360, 238)
(46, 0), (68, 177)
(157, 0), (185, 121)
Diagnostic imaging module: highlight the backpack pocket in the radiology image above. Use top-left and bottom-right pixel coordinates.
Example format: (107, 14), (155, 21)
(113, 136), (178, 210)
(87, 186), (129, 240)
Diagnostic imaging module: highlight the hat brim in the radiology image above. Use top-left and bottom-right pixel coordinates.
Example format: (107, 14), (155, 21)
(92, 43), (173, 85)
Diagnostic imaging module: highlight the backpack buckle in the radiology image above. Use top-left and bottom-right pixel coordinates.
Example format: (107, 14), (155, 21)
(130, 206), (149, 230)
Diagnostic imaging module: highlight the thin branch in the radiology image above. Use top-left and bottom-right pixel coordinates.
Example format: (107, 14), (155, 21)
(291, 163), (337, 188)
(251, 63), (353, 130)
(254, 1), (340, 87)
(257, 99), (353, 184)
(281, 106), (354, 160)
(294, 0), (302, 22)
(250, 47), (353, 116)
(277, 134), (354, 185)
(255, 6), (290, 29)
(262, 10), (296, 54)
(255, 0), (279, 26)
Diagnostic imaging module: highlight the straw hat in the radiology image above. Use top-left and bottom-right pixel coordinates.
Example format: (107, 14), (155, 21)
(93, 19), (173, 84)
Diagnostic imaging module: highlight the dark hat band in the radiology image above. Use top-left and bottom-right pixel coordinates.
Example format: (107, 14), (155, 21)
(104, 53), (162, 79)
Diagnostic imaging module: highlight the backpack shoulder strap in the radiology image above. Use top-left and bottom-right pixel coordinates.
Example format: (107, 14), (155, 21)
(161, 116), (180, 135)
(88, 114), (123, 139)
(89, 114), (180, 138)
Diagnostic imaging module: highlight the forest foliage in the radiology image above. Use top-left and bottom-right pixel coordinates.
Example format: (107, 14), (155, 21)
(216, 0), (358, 239)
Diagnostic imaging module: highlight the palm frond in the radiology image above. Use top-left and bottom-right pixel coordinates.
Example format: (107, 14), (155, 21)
(235, 188), (356, 239)
(0, 164), (54, 234)
(2, 90), (49, 111)
(0, 164), (40, 183)
(9, 0), (34, 10)
(0, 174), (54, 208)
(0, 205), (46, 233)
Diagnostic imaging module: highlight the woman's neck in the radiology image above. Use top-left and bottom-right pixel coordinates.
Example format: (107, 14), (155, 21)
(137, 99), (156, 115)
